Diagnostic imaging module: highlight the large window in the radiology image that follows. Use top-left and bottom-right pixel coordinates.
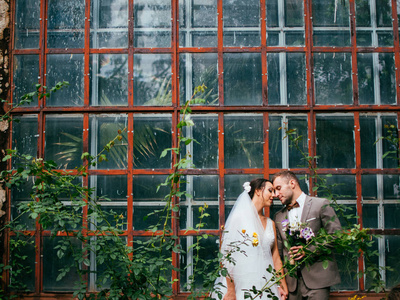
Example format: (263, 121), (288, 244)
(7, 0), (400, 297)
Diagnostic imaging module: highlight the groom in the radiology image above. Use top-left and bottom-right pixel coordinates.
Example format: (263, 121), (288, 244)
(272, 170), (341, 300)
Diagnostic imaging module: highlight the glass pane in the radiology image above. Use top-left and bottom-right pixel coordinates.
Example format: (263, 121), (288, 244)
(357, 53), (375, 105)
(383, 175), (400, 200)
(267, 53), (306, 105)
(362, 204), (379, 228)
(14, 0), (40, 49)
(180, 175), (219, 230)
(378, 53), (396, 105)
(89, 115), (128, 169)
(223, 53), (262, 105)
(223, 0), (260, 47)
(312, 0), (350, 46)
(182, 114), (218, 169)
(13, 55), (39, 106)
(44, 115), (83, 169)
(266, 0), (304, 46)
(9, 236), (35, 292)
(90, 54), (128, 106)
(12, 115), (38, 169)
(46, 54), (84, 106)
(268, 115), (308, 169)
(224, 114), (263, 169)
(332, 254), (358, 291)
(43, 237), (81, 291)
(314, 53), (353, 105)
(47, 0), (85, 48)
(132, 175), (169, 230)
(134, 0), (171, 47)
(381, 116), (399, 168)
(318, 175), (357, 200)
(180, 236), (219, 290)
(385, 203), (400, 229)
(179, 53), (219, 105)
(133, 54), (172, 106)
(385, 236), (400, 288)
(179, 0), (217, 47)
(356, 0), (393, 47)
(316, 115), (355, 168)
(11, 178), (36, 230)
(362, 174), (377, 200)
(90, 0), (129, 48)
(360, 115), (377, 168)
(132, 114), (171, 169)
(92, 175), (127, 201)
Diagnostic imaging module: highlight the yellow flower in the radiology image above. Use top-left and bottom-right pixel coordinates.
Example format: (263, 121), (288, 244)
(252, 238), (259, 247)
(253, 232), (258, 238)
(242, 229), (246, 234)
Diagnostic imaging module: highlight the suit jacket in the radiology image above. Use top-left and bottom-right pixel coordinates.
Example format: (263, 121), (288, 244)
(274, 195), (341, 292)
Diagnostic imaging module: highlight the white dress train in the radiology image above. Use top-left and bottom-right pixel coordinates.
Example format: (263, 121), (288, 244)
(212, 191), (280, 300)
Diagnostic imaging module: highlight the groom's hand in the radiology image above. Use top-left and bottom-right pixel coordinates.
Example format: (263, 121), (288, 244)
(289, 245), (305, 261)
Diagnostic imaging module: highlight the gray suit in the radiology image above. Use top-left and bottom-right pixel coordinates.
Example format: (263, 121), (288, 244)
(274, 195), (341, 293)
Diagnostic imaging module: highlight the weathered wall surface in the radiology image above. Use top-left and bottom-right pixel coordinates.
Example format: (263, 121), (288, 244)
(0, 0), (10, 258)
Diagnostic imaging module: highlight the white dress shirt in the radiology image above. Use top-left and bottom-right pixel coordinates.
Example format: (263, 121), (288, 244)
(288, 192), (306, 224)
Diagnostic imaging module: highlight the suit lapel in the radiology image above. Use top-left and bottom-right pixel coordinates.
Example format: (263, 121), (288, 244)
(300, 195), (312, 223)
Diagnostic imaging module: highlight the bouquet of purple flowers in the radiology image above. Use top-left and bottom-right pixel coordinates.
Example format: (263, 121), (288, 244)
(281, 219), (315, 264)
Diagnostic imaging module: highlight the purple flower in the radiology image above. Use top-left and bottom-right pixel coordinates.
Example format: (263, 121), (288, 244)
(300, 227), (314, 241)
(281, 219), (289, 232)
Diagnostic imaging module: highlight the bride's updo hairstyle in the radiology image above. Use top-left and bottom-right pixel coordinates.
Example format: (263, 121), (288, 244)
(248, 178), (271, 199)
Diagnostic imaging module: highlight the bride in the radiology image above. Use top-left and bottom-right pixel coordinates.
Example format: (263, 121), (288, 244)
(213, 178), (288, 300)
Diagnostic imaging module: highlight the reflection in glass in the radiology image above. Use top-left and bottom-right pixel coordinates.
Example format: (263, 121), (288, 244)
(12, 115), (38, 169)
(267, 0), (305, 46)
(224, 53), (262, 105)
(90, 0), (128, 48)
(11, 178), (36, 230)
(362, 204), (378, 228)
(13, 55), (39, 106)
(134, 54), (171, 106)
(179, 53), (218, 105)
(223, 0), (260, 46)
(14, 0), (40, 49)
(44, 115), (83, 169)
(224, 114), (263, 168)
(383, 175), (400, 200)
(179, 175), (219, 230)
(314, 53), (353, 105)
(132, 175), (169, 230)
(89, 115), (128, 169)
(312, 0), (350, 46)
(269, 115), (308, 169)
(267, 53), (306, 105)
(358, 53), (396, 105)
(90, 54), (128, 106)
(182, 114), (218, 169)
(133, 114), (171, 169)
(47, 0), (85, 48)
(43, 237), (81, 291)
(179, 0), (217, 47)
(134, 0), (171, 47)
(318, 175), (357, 200)
(46, 54), (84, 106)
(316, 115), (355, 168)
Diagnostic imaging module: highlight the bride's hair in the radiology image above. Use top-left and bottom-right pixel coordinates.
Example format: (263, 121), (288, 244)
(248, 178), (271, 199)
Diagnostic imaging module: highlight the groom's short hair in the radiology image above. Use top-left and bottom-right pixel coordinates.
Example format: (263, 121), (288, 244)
(272, 170), (300, 186)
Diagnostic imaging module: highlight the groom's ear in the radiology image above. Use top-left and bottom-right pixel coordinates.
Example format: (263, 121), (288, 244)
(289, 179), (296, 189)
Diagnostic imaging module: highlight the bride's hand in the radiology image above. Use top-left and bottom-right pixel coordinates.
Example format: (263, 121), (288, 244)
(278, 286), (288, 300)
(223, 291), (236, 300)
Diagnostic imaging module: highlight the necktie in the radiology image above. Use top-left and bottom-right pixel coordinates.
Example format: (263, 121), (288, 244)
(287, 201), (300, 211)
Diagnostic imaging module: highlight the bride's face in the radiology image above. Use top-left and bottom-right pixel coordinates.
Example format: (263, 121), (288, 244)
(261, 182), (275, 207)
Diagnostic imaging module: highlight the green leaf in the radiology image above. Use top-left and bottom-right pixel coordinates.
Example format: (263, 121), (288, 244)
(322, 260), (329, 269)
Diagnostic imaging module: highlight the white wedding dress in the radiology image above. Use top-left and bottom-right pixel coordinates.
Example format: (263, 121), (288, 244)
(212, 191), (280, 300)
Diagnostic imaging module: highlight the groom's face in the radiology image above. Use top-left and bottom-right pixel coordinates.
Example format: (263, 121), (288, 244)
(273, 176), (294, 206)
